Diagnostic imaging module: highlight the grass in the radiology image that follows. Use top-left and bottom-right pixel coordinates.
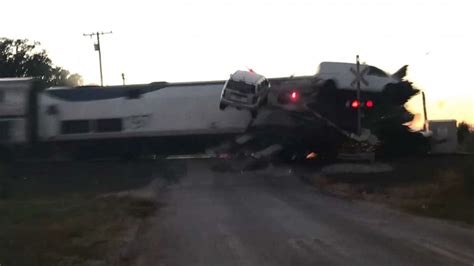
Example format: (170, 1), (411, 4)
(400, 160), (474, 224)
(0, 161), (157, 266)
(313, 155), (474, 224)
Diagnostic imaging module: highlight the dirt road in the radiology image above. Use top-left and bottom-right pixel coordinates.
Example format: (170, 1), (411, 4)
(130, 159), (474, 266)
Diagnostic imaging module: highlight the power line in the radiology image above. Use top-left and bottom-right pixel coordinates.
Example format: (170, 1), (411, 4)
(83, 31), (112, 86)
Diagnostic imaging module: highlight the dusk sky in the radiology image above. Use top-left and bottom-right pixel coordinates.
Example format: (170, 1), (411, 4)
(2, 0), (473, 126)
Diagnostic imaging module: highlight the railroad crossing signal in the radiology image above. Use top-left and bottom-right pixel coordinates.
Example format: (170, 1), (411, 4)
(353, 55), (365, 136)
(350, 66), (369, 88)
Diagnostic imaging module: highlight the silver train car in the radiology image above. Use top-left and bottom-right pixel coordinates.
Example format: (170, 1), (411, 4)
(1, 78), (256, 158)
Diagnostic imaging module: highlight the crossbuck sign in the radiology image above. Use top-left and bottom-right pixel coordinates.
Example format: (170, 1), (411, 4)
(350, 66), (369, 88)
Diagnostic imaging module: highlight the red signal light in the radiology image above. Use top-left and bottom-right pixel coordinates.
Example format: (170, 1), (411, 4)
(351, 100), (360, 108)
(366, 100), (374, 108)
(290, 91), (299, 102)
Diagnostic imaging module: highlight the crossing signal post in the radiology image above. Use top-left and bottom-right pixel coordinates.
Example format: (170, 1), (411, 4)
(350, 55), (369, 136)
(356, 55), (361, 136)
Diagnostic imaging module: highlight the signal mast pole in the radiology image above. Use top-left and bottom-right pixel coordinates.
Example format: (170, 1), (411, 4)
(83, 31), (112, 86)
(356, 55), (361, 136)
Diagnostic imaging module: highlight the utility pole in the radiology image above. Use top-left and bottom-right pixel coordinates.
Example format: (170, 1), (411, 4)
(356, 55), (361, 136)
(422, 91), (428, 131)
(83, 31), (112, 86)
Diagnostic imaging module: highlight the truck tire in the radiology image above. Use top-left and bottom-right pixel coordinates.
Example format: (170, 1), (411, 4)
(251, 110), (258, 118)
(219, 102), (227, 110)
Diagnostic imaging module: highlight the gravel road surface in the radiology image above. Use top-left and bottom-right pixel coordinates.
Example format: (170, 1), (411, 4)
(130, 159), (474, 266)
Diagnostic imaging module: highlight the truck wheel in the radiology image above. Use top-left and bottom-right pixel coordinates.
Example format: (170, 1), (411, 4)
(251, 110), (258, 118)
(219, 102), (227, 110)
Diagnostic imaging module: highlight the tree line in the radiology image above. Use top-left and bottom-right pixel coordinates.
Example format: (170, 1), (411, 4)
(0, 38), (82, 89)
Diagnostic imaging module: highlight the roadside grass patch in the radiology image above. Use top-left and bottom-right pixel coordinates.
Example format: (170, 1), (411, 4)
(124, 197), (158, 218)
(313, 156), (474, 224)
(0, 161), (157, 266)
(401, 162), (474, 224)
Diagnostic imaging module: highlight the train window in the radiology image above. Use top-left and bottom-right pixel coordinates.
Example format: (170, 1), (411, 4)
(96, 118), (122, 132)
(46, 105), (59, 115)
(127, 89), (141, 99)
(61, 120), (90, 134)
(0, 120), (11, 140)
(0, 91), (5, 102)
